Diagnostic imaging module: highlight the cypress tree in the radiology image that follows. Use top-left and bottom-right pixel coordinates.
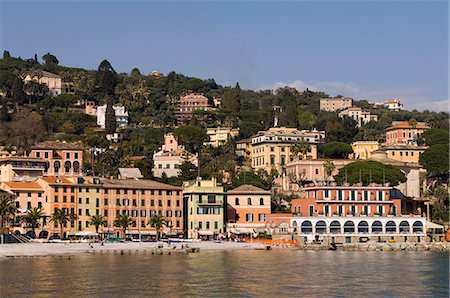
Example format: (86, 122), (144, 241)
(105, 97), (117, 134)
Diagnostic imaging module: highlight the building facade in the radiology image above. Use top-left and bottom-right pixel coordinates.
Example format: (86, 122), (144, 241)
(0, 157), (47, 182)
(29, 141), (84, 177)
(183, 178), (225, 240)
(382, 145), (427, 164)
(175, 93), (211, 124)
(385, 99), (404, 111)
(385, 122), (430, 146)
(23, 71), (62, 96)
(251, 127), (323, 173)
(205, 127), (240, 147)
(319, 97), (353, 112)
(338, 107), (378, 127)
(96, 105), (129, 129)
(226, 185), (271, 236)
(351, 141), (380, 160)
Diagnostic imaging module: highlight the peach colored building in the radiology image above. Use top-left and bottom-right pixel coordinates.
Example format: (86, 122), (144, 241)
(320, 97), (353, 112)
(101, 179), (183, 239)
(351, 141), (379, 160)
(175, 93), (211, 124)
(383, 145), (427, 164)
(29, 141), (84, 177)
(0, 157), (47, 182)
(385, 121), (430, 146)
(24, 71), (62, 96)
(226, 185), (271, 235)
(251, 127), (324, 173)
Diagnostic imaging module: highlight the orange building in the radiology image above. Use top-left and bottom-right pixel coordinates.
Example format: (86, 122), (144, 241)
(101, 179), (183, 239)
(29, 141), (84, 176)
(385, 121), (430, 146)
(226, 185), (271, 235)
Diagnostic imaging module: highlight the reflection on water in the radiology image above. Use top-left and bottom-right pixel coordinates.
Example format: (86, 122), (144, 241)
(0, 250), (448, 297)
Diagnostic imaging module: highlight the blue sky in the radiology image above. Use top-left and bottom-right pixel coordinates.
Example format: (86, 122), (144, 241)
(1, 1), (448, 111)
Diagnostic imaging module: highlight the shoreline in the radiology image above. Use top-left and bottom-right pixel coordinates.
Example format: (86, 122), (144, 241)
(297, 241), (450, 251)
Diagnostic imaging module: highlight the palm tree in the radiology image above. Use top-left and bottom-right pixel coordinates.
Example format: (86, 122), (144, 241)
(50, 208), (77, 239)
(0, 193), (17, 228)
(89, 214), (106, 234)
(21, 207), (43, 238)
(148, 213), (166, 240)
(323, 160), (336, 181)
(113, 214), (134, 239)
(290, 138), (311, 160)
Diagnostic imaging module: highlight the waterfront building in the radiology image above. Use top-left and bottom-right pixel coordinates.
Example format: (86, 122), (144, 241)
(23, 71), (62, 96)
(385, 99), (404, 111)
(319, 97), (353, 112)
(264, 213), (294, 235)
(96, 104), (129, 129)
(205, 127), (240, 147)
(175, 93), (211, 125)
(29, 141), (84, 177)
(0, 157), (47, 182)
(101, 179), (183, 239)
(183, 178), (225, 240)
(251, 127), (324, 173)
(36, 177), (78, 238)
(338, 107), (378, 127)
(226, 185), (271, 236)
(290, 183), (427, 243)
(351, 141), (379, 160)
(152, 133), (198, 178)
(385, 121), (430, 146)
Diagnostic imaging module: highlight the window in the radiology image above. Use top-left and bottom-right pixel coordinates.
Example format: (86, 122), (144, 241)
(364, 191), (368, 201)
(270, 156), (275, 165)
(74, 153), (78, 159)
(338, 190), (343, 200)
(167, 200), (171, 207)
(124, 189), (128, 195)
(38, 202), (42, 208)
(116, 189), (120, 194)
(259, 214), (265, 221)
(208, 195), (216, 203)
(378, 191), (383, 201)
(116, 199), (121, 206)
(246, 213), (253, 222)
(78, 209), (82, 216)
(104, 199), (108, 206)
(206, 221), (210, 229)
(85, 209), (90, 216)
(44, 152), (49, 158)
(198, 222), (202, 229)
(27, 202), (31, 209)
(214, 221), (218, 229)
(104, 210), (108, 217)
(165, 164), (170, 169)
(38, 193), (42, 198)
(63, 187), (67, 193)
(86, 198), (90, 204)
(96, 199), (99, 207)
(324, 190), (330, 199)
(176, 200), (180, 207)
(66, 153), (70, 159)
(70, 196), (74, 203)
(309, 205), (314, 216)
(158, 164), (162, 169)
(132, 200), (137, 207)
(260, 198), (264, 205)
(141, 199), (145, 207)
(315, 169), (319, 175)
(158, 200), (162, 207)
(151, 200), (154, 206)
(351, 191), (356, 201)
(235, 198), (239, 205)
(247, 198), (252, 205)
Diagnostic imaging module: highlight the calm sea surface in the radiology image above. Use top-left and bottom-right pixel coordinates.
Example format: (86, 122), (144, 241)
(0, 250), (448, 297)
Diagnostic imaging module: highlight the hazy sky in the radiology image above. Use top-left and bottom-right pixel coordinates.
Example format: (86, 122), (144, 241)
(1, 1), (448, 111)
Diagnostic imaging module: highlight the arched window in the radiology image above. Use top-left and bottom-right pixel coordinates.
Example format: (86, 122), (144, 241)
(344, 221), (355, 233)
(372, 221), (382, 233)
(358, 221), (369, 233)
(399, 221), (410, 233)
(413, 221), (423, 233)
(260, 198), (264, 206)
(235, 198), (239, 205)
(386, 221), (396, 234)
(64, 161), (71, 173)
(54, 161), (60, 174)
(315, 221), (326, 234)
(247, 198), (252, 205)
(330, 221), (341, 234)
(301, 221), (312, 233)
(73, 161), (80, 174)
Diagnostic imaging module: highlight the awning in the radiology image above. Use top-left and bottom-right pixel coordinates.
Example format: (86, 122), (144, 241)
(198, 230), (214, 236)
(125, 230), (139, 235)
(230, 228), (256, 235)
(426, 221), (444, 230)
(76, 231), (98, 236)
(140, 230), (157, 235)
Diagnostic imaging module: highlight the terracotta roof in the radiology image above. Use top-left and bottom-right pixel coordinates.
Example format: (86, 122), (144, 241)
(3, 182), (43, 190)
(227, 184), (271, 194)
(39, 176), (73, 184)
(31, 141), (84, 150)
(386, 122), (430, 131)
(101, 179), (182, 191)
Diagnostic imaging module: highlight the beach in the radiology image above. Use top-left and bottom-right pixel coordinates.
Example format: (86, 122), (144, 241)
(0, 241), (268, 258)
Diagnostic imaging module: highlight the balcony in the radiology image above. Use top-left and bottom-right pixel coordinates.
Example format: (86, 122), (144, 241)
(197, 198), (224, 205)
(12, 164), (46, 171)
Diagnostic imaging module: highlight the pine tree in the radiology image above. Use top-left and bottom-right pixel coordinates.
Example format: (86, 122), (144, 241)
(105, 97), (117, 134)
(0, 99), (10, 122)
(3, 51), (10, 59)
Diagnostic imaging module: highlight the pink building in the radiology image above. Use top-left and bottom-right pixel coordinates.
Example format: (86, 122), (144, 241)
(385, 122), (430, 146)
(29, 141), (84, 176)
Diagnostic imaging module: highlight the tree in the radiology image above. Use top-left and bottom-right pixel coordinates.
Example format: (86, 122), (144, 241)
(89, 214), (106, 234)
(420, 129), (449, 146)
(96, 59), (117, 96)
(323, 160), (336, 179)
(113, 214), (134, 239)
(130, 67), (141, 78)
(178, 161), (198, 181)
(0, 99), (11, 122)
(173, 126), (207, 152)
(3, 50), (10, 59)
(0, 193), (16, 227)
(21, 207), (43, 238)
(419, 144), (449, 177)
(54, 94), (77, 112)
(298, 110), (319, 130)
(319, 141), (353, 159)
(222, 83), (241, 112)
(42, 52), (59, 65)
(334, 161), (406, 186)
(105, 97), (117, 134)
(148, 213), (166, 240)
(290, 138), (311, 160)
(230, 171), (270, 190)
(408, 117), (417, 128)
(50, 208), (77, 238)
(11, 78), (27, 105)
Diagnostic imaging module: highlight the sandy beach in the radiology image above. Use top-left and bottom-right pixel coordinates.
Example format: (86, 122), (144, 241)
(0, 241), (268, 258)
